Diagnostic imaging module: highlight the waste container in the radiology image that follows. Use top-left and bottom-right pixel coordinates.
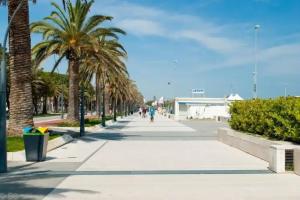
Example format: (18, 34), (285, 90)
(23, 127), (49, 162)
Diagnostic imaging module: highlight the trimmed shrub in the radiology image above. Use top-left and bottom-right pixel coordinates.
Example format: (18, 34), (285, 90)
(229, 97), (300, 143)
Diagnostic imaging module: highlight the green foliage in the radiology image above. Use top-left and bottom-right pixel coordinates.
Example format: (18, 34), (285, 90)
(7, 137), (24, 152)
(57, 120), (80, 127)
(57, 117), (114, 127)
(229, 97), (300, 143)
(84, 118), (101, 126)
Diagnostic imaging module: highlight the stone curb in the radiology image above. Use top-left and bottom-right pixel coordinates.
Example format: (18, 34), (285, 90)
(7, 134), (74, 162)
(48, 117), (122, 132)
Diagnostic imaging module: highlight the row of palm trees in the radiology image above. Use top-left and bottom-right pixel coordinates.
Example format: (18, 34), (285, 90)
(1, 0), (143, 136)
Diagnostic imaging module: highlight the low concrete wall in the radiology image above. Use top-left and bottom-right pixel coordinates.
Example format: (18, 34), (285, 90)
(218, 128), (300, 174)
(295, 148), (300, 176)
(218, 128), (280, 163)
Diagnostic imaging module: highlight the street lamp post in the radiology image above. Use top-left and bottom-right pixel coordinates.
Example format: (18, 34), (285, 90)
(253, 24), (260, 99)
(285, 87), (287, 98)
(284, 83), (288, 98)
(0, 0), (26, 173)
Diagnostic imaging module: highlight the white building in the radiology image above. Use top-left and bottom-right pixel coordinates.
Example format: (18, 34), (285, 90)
(174, 94), (243, 120)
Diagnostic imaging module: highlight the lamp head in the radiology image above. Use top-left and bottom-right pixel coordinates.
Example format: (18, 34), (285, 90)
(255, 24), (261, 30)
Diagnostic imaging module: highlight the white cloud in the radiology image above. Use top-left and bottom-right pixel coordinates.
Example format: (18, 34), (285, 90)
(116, 19), (166, 36)
(93, 1), (163, 19)
(259, 43), (300, 75)
(200, 43), (300, 75)
(178, 30), (245, 54)
(92, 0), (300, 75)
(93, 0), (243, 55)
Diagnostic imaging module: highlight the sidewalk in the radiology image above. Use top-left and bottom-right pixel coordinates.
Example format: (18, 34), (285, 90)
(1, 114), (300, 200)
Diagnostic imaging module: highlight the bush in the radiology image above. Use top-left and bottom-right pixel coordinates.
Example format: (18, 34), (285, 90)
(57, 117), (112, 127)
(229, 97), (300, 143)
(57, 120), (80, 127)
(84, 118), (101, 126)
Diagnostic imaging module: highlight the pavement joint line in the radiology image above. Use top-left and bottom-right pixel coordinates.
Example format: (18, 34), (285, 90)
(78, 139), (109, 168)
(4, 169), (273, 177)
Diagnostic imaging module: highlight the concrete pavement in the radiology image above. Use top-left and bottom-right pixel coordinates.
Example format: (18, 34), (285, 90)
(44, 114), (300, 200)
(2, 114), (300, 200)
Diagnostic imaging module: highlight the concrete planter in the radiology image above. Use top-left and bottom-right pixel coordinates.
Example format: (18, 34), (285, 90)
(218, 128), (300, 174)
(295, 148), (300, 176)
(218, 128), (279, 162)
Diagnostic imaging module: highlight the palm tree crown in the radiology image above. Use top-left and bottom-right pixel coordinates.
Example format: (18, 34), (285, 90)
(31, 0), (123, 121)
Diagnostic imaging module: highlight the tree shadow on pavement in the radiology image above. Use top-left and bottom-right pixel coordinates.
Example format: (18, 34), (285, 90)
(0, 169), (98, 200)
(88, 132), (139, 141)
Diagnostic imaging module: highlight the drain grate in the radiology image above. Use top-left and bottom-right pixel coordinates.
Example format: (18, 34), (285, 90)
(285, 149), (294, 171)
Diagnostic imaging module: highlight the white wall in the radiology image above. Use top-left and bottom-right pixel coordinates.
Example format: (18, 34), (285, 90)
(187, 105), (229, 119)
(174, 97), (231, 120)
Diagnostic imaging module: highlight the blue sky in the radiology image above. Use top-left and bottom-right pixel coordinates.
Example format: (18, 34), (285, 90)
(1, 0), (300, 100)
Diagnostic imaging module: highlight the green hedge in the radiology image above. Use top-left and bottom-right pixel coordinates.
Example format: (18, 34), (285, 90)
(229, 97), (300, 143)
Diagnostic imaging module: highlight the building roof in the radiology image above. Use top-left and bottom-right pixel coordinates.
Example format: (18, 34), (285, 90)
(227, 94), (243, 101)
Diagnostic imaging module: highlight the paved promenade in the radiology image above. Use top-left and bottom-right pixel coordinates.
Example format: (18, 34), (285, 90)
(1, 114), (300, 199)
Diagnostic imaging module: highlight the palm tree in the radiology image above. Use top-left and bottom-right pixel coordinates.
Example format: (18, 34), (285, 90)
(6, 0), (33, 135)
(31, 0), (121, 121)
(32, 65), (47, 115)
(109, 75), (130, 121)
(0, 0), (90, 136)
(81, 37), (127, 125)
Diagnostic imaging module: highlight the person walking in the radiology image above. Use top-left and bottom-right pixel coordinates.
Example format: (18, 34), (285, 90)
(139, 107), (142, 117)
(149, 106), (156, 122)
(142, 107), (147, 118)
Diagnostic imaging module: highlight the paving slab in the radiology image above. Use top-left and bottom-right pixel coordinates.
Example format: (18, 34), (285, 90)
(78, 140), (268, 171)
(44, 174), (300, 200)
(46, 137), (107, 163)
(110, 115), (196, 132)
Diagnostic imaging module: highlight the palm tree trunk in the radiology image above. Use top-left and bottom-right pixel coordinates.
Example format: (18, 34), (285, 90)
(113, 97), (117, 122)
(8, 0), (33, 136)
(33, 97), (38, 115)
(101, 85), (106, 126)
(42, 96), (47, 114)
(95, 74), (101, 117)
(67, 57), (80, 121)
(54, 96), (58, 113)
(123, 101), (127, 116)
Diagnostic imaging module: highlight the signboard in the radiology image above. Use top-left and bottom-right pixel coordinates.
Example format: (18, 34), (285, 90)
(192, 89), (205, 94)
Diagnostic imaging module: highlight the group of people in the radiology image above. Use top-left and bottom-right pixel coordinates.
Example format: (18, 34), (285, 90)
(139, 106), (156, 122)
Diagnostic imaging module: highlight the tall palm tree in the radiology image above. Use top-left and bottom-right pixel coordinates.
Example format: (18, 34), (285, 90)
(31, 0), (122, 121)
(6, 0), (33, 135)
(0, 0), (89, 135)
